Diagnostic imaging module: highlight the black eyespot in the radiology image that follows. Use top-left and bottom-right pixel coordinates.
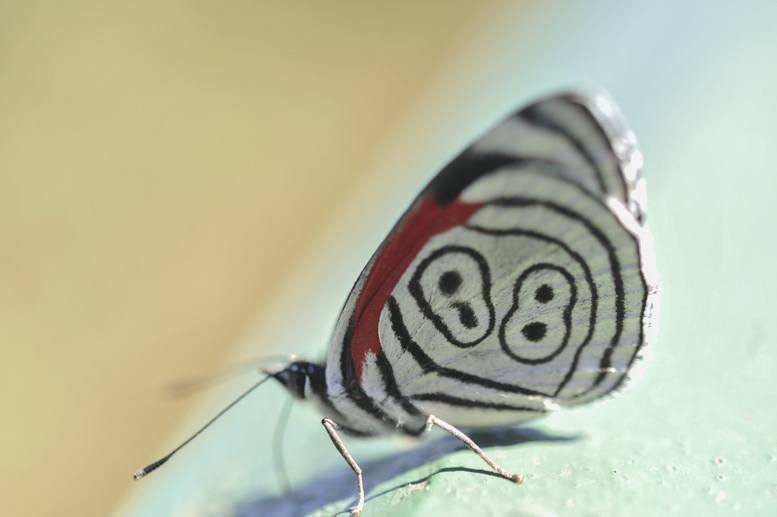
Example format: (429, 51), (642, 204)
(409, 246), (494, 348)
(452, 301), (478, 329)
(535, 284), (554, 303)
(521, 322), (547, 342)
(438, 270), (462, 296)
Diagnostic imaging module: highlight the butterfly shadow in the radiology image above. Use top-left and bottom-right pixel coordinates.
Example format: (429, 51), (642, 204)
(233, 426), (580, 517)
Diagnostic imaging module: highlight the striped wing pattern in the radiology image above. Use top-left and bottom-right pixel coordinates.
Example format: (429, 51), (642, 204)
(324, 92), (658, 434)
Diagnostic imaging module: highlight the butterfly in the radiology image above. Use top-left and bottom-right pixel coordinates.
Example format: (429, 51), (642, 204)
(135, 90), (658, 517)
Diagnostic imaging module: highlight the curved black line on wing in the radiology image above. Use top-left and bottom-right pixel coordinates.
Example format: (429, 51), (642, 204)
(387, 295), (556, 398)
(338, 323), (398, 435)
(520, 98), (629, 200)
(462, 224), (598, 397)
(520, 106), (607, 194)
(467, 197), (624, 398)
(498, 263), (578, 365)
(411, 392), (548, 413)
(467, 167), (648, 397)
(609, 248), (649, 395)
(337, 152), (647, 417)
(408, 246), (495, 348)
(425, 153), (564, 205)
(375, 350), (422, 417)
(424, 153), (644, 395)
(304, 361), (372, 437)
(482, 197), (625, 397)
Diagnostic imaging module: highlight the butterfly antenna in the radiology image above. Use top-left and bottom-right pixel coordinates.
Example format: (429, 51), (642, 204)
(272, 396), (294, 493)
(133, 375), (273, 480)
(166, 354), (297, 398)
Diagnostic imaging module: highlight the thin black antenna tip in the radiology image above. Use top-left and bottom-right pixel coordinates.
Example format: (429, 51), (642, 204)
(133, 456), (169, 480)
(131, 375), (273, 482)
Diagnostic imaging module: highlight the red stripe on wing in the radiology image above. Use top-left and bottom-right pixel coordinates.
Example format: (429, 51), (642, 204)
(350, 197), (482, 382)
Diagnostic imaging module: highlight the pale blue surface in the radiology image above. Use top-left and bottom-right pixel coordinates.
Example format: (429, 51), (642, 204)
(120, 2), (777, 515)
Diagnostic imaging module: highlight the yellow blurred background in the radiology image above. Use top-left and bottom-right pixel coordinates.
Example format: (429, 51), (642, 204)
(0, 2), (502, 515)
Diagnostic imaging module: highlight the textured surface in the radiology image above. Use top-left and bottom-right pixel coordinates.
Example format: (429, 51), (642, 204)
(122, 2), (777, 516)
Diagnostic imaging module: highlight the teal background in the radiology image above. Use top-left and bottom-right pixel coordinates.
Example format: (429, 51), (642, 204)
(121, 2), (777, 515)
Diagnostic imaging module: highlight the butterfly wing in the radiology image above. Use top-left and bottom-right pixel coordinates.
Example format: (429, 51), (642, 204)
(325, 92), (658, 431)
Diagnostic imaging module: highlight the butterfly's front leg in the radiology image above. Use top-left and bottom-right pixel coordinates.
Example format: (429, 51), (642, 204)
(321, 418), (365, 516)
(425, 415), (524, 483)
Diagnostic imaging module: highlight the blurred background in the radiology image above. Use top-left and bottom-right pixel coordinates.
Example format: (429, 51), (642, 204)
(2, 2), (776, 516)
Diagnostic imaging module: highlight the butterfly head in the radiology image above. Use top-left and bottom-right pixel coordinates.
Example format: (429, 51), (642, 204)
(269, 361), (325, 400)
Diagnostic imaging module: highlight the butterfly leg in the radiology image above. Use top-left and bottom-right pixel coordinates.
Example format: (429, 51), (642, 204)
(426, 415), (524, 483)
(321, 418), (365, 516)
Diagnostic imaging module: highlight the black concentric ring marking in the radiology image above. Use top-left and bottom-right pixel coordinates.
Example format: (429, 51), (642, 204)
(387, 206), (600, 399)
(413, 133), (645, 395)
(387, 295), (549, 398)
(462, 225), (596, 397)
(417, 143), (646, 396)
(477, 196), (627, 397)
(342, 162), (646, 421)
(469, 168), (647, 397)
(408, 246), (495, 348)
(386, 216), (600, 399)
(498, 263), (578, 365)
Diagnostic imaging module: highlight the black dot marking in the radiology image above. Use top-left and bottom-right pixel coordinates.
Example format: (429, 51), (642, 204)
(521, 322), (547, 342)
(535, 284), (554, 303)
(452, 302), (478, 329)
(438, 270), (463, 296)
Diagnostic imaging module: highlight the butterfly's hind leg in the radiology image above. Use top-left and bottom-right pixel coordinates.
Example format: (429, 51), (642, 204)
(321, 418), (365, 516)
(426, 415), (524, 484)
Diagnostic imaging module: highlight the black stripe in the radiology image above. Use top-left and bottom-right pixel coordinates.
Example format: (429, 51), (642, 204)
(564, 98), (630, 201)
(606, 244), (650, 395)
(387, 296), (551, 398)
(457, 225), (597, 397)
(375, 350), (422, 417)
(424, 152), (562, 205)
(468, 196), (625, 397)
(338, 323), (398, 433)
(396, 144), (641, 395)
(411, 392), (547, 412)
(486, 197), (625, 395)
(336, 154), (647, 424)
(469, 167), (649, 396)
(306, 363), (373, 437)
(520, 103), (609, 195)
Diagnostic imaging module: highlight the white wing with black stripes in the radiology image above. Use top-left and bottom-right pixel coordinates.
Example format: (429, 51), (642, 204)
(324, 91), (658, 433)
